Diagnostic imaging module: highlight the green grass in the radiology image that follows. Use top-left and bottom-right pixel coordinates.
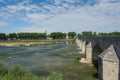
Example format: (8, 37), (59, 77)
(0, 63), (63, 80)
(46, 71), (62, 80)
(0, 63), (38, 80)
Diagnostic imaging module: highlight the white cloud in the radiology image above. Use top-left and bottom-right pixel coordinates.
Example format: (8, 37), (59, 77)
(40, 13), (120, 32)
(26, 13), (54, 23)
(17, 13), (120, 33)
(0, 0), (120, 33)
(0, 21), (9, 26)
(64, 0), (80, 3)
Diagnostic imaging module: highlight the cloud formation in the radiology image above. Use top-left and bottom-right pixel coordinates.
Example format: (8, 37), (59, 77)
(0, 21), (8, 26)
(0, 0), (120, 33)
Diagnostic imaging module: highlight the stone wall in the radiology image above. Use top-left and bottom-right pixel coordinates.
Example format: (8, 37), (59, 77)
(102, 61), (119, 80)
(79, 37), (120, 50)
(98, 45), (120, 80)
(81, 41), (86, 53)
(77, 37), (120, 80)
(86, 42), (92, 62)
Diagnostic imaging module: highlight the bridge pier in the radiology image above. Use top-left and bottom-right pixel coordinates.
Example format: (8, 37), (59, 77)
(86, 42), (92, 62)
(81, 41), (86, 54)
(76, 39), (82, 50)
(99, 45), (119, 80)
(77, 37), (120, 80)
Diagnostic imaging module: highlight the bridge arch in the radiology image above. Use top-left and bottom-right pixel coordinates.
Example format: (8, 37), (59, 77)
(92, 44), (103, 71)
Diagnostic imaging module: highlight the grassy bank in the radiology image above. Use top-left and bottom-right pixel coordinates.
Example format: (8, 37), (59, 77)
(0, 63), (62, 80)
(0, 40), (67, 46)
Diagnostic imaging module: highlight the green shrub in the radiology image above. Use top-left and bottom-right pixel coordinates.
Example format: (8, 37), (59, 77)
(46, 71), (62, 80)
(72, 39), (76, 44)
(0, 63), (8, 75)
(74, 56), (81, 63)
(0, 63), (63, 80)
(0, 64), (38, 80)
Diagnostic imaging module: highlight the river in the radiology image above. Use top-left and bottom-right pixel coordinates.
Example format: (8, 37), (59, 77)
(0, 43), (97, 80)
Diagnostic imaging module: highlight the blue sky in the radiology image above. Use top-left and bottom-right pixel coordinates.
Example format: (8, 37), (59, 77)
(0, 0), (120, 33)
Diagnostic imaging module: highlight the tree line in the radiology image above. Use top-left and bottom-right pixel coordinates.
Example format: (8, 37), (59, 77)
(0, 33), (47, 40)
(0, 31), (119, 40)
(77, 31), (120, 38)
(0, 32), (76, 40)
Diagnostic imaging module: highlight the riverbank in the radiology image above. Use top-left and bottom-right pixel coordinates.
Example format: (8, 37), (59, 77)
(0, 40), (67, 46)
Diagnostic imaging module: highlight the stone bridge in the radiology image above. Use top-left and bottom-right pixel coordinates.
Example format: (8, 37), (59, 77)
(76, 37), (120, 80)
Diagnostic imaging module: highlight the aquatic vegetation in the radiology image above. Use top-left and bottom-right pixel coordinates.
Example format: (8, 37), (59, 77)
(72, 39), (76, 44)
(0, 63), (63, 80)
(74, 56), (81, 63)
(0, 63), (38, 80)
(0, 43), (97, 80)
(45, 71), (62, 80)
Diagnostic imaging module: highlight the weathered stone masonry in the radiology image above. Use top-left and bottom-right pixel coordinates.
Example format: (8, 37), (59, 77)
(77, 37), (120, 80)
(99, 45), (119, 80)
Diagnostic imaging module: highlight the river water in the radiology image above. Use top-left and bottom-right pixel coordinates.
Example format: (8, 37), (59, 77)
(0, 43), (97, 80)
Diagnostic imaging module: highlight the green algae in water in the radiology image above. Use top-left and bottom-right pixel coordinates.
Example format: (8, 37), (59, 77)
(0, 43), (97, 80)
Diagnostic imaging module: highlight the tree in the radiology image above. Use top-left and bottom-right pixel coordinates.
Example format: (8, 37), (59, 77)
(68, 32), (76, 39)
(93, 32), (97, 37)
(0, 33), (7, 40)
(77, 34), (82, 38)
(8, 33), (17, 40)
(82, 31), (93, 37)
(50, 32), (66, 39)
(17, 33), (47, 40)
(38, 33), (47, 39)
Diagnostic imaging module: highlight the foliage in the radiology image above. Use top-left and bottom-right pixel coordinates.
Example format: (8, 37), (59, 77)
(17, 33), (47, 40)
(8, 33), (17, 39)
(46, 71), (62, 80)
(0, 33), (7, 40)
(0, 63), (63, 80)
(68, 32), (76, 39)
(77, 31), (120, 38)
(98, 32), (120, 37)
(0, 31), (119, 40)
(50, 32), (66, 39)
(77, 34), (82, 38)
(72, 38), (76, 44)
(82, 31), (93, 37)
(74, 56), (81, 63)
(0, 63), (38, 80)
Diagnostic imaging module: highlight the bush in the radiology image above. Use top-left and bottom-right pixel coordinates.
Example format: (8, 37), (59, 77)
(0, 63), (63, 80)
(46, 71), (62, 80)
(0, 64), (39, 80)
(74, 56), (81, 63)
(0, 63), (8, 75)
(72, 39), (76, 44)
